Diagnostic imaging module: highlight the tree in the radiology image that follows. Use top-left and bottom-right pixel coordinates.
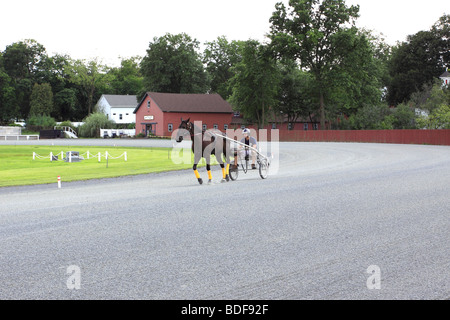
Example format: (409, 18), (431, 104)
(29, 83), (54, 116)
(67, 58), (111, 117)
(108, 56), (144, 96)
(327, 29), (386, 116)
(54, 88), (77, 121)
(270, 0), (360, 129)
(140, 33), (209, 94)
(1, 39), (49, 118)
(387, 14), (450, 106)
(276, 60), (316, 128)
(2, 39), (47, 81)
(0, 67), (17, 124)
(229, 40), (280, 129)
(203, 36), (245, 99)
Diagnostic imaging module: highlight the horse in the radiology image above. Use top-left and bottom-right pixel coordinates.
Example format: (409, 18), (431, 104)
(175, 118), (231, 185)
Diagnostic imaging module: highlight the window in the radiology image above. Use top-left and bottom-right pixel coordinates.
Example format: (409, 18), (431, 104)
(288, 123), (293, 130)
(168, 123), (173, 132)
(303, 123), (308, 131)
(119, 114), (123, 120)
(272, 123), (277, 129)
(224, 124), (229, 130)
(147, 101), (151, 109)
(213, 124), (218, 130)
(313, 123), (319, 130)
(202, 124), (207, 131)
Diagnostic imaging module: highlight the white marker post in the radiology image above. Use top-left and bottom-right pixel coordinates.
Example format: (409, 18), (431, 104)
(57, 176), (61, 189)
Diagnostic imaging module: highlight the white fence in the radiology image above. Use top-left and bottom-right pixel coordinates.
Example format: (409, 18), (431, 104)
(1, 135), (39, 140)
(32, 151), (127, 162)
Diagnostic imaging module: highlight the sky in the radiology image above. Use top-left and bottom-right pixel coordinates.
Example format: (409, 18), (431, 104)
(1, 0), (448, 67)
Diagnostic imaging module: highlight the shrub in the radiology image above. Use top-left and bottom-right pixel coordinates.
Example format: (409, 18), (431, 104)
(26, 115), (56, 131)
(78, 113), (115, 138)
(417, 104), (450, 129)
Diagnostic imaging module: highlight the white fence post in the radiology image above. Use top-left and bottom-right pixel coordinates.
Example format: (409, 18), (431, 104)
(124, 152), (127, 161)
(33, 152), (35, 160)
(98, 152), (101, 162)
(50, 152), (53, 162)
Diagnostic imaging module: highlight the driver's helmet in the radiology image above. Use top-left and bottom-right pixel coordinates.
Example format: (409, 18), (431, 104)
(242, 128), (251, 136)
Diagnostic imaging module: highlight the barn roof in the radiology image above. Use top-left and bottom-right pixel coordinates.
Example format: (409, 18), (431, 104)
(134, 92), (233, 114)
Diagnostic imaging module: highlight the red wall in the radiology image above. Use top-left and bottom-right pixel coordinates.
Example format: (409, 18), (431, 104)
(264, 129), (450, 146)
(136, 100), (449, 145)
(164, 113), (233, 137)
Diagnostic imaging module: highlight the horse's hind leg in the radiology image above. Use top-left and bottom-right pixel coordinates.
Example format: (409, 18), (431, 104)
(225, 157), (230, 182)
(216, 153), (229, 183)
(223, 148), (231, 182)
(205, 155), (212, 184)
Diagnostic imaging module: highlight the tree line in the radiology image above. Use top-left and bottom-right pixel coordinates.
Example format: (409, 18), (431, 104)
(1, 0), (449, 129)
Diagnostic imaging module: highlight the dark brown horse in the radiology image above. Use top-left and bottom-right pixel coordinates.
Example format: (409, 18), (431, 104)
(176, 118), (231, 184)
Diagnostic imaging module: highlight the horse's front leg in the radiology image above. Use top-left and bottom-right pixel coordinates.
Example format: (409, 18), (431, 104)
(193, 154), (203, 185)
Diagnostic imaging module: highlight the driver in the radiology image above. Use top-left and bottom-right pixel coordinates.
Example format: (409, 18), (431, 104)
(234, 128), (257, 169)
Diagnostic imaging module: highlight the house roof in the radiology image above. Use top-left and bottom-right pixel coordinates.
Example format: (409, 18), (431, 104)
(134, 92), (233, 114)
(102, 95), (138, 108)
(440, 70), (450, 78)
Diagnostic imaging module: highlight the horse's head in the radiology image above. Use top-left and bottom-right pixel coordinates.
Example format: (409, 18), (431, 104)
(175, 118), (192, 142)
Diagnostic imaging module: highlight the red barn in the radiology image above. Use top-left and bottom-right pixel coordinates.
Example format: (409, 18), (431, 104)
(134, 92), (234, 137)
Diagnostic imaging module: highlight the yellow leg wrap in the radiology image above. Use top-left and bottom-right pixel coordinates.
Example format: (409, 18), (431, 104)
(226, 164), (230, 175)
(222, 168), (226, 179)
(208, 170), (212, 180)
(194, 170), (200, 179)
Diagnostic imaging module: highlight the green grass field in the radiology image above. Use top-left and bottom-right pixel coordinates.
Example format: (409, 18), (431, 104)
(0, 145), (203, 187)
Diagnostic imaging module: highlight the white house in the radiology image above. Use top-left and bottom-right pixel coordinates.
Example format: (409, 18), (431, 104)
(440, 70), (450, 87)
(96, 94), (138, 124)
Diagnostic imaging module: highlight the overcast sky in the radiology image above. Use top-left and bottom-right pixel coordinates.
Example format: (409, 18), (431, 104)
(1, 0), (448, 67)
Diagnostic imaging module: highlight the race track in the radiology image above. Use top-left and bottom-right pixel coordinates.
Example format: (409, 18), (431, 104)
(0, 140), (449, 300)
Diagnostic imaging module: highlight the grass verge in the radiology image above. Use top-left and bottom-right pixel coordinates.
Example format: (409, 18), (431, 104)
(0, 145), (204, 187)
